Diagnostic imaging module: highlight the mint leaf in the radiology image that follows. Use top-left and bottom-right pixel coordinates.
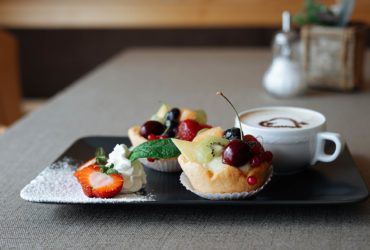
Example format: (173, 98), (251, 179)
(100, 165), (108, 173)
(129, 139), (180, 162)
(106, 168), (119, 175)
(99, 163), (117, 175)
(95, 147), (107, 164)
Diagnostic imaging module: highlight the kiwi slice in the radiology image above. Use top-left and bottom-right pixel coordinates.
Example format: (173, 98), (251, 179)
(195, 136), (228, 163)
(173, 136), (228, 164)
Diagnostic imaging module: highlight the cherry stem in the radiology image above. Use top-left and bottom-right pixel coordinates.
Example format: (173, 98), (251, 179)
(216, 91), (244, 140)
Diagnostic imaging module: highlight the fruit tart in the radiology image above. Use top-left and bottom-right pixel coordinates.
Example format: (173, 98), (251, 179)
(172, 92), (273, 200)
(74, 144), (147, 198)
(128, 104), (211, 172)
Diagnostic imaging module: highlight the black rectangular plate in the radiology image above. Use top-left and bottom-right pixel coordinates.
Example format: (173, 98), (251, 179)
(55, 136), (369, 205)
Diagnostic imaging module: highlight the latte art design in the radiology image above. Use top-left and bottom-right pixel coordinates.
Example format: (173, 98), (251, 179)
(259, 117), (308, 128)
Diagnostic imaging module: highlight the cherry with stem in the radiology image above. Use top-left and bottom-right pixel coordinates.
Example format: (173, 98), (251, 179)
(216, 91), (244, 140)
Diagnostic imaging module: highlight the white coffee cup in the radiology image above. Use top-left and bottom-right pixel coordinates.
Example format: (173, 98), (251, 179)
(237, 106), (344, 175)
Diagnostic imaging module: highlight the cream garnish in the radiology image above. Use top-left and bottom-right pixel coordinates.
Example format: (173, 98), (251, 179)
(106, 144), (147, 193)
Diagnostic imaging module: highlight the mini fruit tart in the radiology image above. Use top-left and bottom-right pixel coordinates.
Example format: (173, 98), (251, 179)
(128, 104), (212, 172)
(172, 92), (273, 200)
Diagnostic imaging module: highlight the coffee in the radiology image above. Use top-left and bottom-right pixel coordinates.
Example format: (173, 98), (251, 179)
(259, 118), (307, 128)
(237, 107), (343, 174)
(240, 107), (325, 130)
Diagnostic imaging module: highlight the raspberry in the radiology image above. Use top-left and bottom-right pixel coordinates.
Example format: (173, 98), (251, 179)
(247, 176), (257, 185)
(250, 155), (262, 167)
(148, 134), (160, 140)
(250, 141), (264, 155)
(244, 134), (258, 142)
(262, 151), (273, 162)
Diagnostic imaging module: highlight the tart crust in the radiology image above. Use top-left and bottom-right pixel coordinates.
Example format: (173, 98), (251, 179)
(128, 126), (147, 147)
(178, 154), (271, 193)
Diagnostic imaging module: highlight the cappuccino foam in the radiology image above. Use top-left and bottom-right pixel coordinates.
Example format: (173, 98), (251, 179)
(240, 107), (325, 130)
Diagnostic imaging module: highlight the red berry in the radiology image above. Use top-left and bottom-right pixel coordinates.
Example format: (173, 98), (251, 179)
(244, 134), (258, 142)
(250, 141), (264, 155)
(177, 119), (202, 141)
(262, 151), (273, 162)
(250, 156), (262, 167)
(75, 157), (96, 173)
(247, 176), (257, 185)
(147, 135), (165, 160)
(244, 134), (264, 155)
(222, 140), (252, 167)
(148, 134), (160, 140)
(140, 121), (165, 139)
(76, 165), (123, 198)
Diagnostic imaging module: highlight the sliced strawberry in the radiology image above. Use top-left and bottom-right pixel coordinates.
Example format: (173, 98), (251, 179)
(91, 173), (124, 198)
(77, 165), (124, 198)
(177, 119), (202, 141)
(75, 165), (97, 197)
(74, 158), (97, 182)
(75, 157), (96, 174)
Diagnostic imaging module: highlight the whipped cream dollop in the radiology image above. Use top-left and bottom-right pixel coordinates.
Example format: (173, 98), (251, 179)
(106, 144), (147, 193)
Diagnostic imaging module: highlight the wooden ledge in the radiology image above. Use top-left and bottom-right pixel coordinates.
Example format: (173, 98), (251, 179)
(0, 0), (369, 28)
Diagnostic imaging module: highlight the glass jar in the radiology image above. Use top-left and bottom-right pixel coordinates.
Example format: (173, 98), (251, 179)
(263, 11), (306, 98)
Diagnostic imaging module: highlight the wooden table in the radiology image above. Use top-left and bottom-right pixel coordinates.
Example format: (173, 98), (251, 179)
(1, 48), (370, 249)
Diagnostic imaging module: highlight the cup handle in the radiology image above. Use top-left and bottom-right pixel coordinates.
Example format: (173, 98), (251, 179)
(311, 132), (345, 165)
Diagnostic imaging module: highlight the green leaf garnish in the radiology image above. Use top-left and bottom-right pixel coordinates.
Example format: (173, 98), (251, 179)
(95, 147), (107, 165)
(106, 168), (119, 175)
(129, 138), (180, 162)
(99, 163), (117, 175)
(92, 147), (120, 175)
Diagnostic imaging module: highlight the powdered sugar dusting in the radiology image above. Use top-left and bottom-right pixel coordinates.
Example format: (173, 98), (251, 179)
(20, 157), (156, 204)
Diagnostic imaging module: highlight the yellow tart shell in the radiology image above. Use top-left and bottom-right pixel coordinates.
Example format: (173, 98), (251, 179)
(178, 154), (271, 193)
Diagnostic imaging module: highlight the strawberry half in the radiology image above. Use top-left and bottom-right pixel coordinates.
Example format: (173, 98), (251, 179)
(74, 157), (97, 180)
(76, 165), (124, 198)
(177, 119), (202, 141)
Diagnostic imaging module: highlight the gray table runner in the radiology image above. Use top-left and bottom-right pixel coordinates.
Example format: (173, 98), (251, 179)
(1, 49), (369, 249)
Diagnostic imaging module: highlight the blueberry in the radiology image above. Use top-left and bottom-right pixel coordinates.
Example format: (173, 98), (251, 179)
(164, 127), (178, 138)
(223, 127), (241, 140)
(165, 120), (178, 128)
(164, 120), (179, 138)
(166, 108), (180, 121)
